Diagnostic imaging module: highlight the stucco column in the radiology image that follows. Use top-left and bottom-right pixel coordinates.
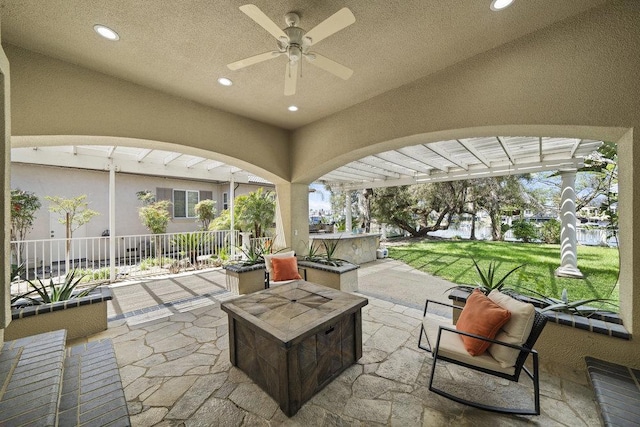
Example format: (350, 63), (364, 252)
(1, 42), (11, 344)
(275, 183), (309, 255)
(555, 169), (583, 278)
(345, 191), (352, 233)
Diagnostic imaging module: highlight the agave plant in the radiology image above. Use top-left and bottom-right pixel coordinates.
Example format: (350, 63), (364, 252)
(301, 238), (346, 267)
(449, 258), (525, 296)
(472, 258), (525, 294)
(521, 287), (618, 316)
(13, 269), (97, 306)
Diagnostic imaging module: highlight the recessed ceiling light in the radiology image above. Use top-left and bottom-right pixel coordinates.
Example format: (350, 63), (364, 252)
(217, 77), (233, 86)
(288, 105), (299, 112)
(94, 24), (119, 41)
(490, 0), (514, 11)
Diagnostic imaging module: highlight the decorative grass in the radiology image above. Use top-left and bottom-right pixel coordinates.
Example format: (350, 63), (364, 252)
(388, 240), (619, 306)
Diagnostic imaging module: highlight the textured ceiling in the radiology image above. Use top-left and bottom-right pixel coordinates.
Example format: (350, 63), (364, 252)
(0, 0), (608, 129)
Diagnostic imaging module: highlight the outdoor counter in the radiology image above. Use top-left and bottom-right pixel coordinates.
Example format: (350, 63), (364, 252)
(309, 232), (381, 264)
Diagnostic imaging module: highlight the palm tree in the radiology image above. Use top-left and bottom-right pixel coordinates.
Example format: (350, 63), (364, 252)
(236, 188), (276, 238)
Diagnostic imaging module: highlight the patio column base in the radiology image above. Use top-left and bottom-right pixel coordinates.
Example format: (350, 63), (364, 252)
(555, 265), (584, 279)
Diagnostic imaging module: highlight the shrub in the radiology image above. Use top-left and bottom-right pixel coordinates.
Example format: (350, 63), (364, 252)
(539, 219), (561, 244)
(511, 219), (538, 243)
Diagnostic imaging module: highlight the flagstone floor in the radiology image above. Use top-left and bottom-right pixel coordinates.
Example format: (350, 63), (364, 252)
(72, 260), (600, 426)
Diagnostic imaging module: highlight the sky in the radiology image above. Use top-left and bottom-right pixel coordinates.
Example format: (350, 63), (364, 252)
(309, 183), (331, 214)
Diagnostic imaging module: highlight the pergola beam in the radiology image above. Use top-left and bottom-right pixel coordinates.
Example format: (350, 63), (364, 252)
(456, 139), (491, 167)
(395, 147), (447, 172)
(424, 143), (468, 170)
(496, 137), (516, 165)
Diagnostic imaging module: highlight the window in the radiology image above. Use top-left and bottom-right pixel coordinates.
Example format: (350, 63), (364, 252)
(173, 190), (199, 218)
(223, 192), (228, 210)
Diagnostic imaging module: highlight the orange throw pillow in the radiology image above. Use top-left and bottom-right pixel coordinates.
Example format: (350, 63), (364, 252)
(271, 257), (302, 281)
(456, 289), (511, 356)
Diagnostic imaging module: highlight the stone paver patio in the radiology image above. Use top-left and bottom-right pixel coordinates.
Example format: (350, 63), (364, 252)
(72, 260), (600, 426)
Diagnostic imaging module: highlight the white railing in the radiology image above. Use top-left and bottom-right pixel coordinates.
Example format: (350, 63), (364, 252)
(10, 230), (239, 286)
(429, 225), (617, 246)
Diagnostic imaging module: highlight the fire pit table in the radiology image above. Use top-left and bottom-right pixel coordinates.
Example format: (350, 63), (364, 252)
(221, 280), (368, 416)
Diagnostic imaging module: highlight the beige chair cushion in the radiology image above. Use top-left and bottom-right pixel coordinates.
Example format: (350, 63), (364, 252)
(487, 290), (536, 368)
(263, 251), (295, 274)
(423, 314), (515, 376)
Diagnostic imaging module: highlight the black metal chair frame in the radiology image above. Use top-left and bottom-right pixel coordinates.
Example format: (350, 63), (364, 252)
(264, 267), (307, 289)
(419, 299), (548, 416)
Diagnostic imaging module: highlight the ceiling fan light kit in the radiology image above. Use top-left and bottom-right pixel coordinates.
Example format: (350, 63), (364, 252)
(227, 4), (355, 96)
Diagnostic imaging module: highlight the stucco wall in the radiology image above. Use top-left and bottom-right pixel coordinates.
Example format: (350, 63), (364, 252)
(4, 44), (290, 184)
(11, 163), (272, 239)
(0, 28), (10, 343)
(291, 2), (639, 182)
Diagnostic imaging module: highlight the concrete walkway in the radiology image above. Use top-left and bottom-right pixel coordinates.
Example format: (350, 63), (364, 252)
(73, 260), (600, 426)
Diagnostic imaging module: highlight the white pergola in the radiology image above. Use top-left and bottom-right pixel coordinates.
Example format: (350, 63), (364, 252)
(317, 136), (603, 190)
(12, 135), (604, 279)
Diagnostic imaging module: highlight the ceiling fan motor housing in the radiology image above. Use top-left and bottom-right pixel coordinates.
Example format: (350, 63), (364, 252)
(284, 26), (307, 62)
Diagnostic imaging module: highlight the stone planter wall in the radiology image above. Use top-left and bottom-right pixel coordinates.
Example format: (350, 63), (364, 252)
(224, 263), (266, 295)
(5, 287), (112, 341)
(298, 261), (359, 292)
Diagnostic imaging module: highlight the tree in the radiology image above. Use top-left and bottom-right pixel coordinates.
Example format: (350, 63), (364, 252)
(208, 209), (238, 231)
(473, 176), (533, 241)
(137, 190), (172, 258)
(10, 189), (41, 262)
(370, 181), (469, 237)
(46, 194), (100, 273)
(46, 195), (100, 239)
(194, 199), (216, 230)
(138, 201), (172, 234)
(579, 141), (618, 241)
(235, 188), (275, 237)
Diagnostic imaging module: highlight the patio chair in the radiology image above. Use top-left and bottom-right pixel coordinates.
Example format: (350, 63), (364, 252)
(418, 292), (547, 416)
(263, 251), (307, 289)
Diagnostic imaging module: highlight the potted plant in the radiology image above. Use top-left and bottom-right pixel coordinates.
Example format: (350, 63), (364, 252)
(7, 269), (112, 340)
(298, 239), (360, 292)
(223, 240), (270, 295)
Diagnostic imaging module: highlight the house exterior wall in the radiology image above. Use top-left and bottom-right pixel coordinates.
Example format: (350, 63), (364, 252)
(10, 163), (273, 240)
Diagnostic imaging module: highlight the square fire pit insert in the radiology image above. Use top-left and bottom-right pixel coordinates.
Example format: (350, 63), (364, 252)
(221, 280), (368, 416)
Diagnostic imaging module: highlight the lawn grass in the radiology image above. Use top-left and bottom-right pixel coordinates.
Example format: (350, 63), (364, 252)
(388, 239), (619, 307)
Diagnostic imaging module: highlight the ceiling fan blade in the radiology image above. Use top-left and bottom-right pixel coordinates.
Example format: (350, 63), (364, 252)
(307, 53), (353, 80)
(227, 51), (279, 70)
(284, 61), (298, 96)
(304, 8), (355, 46)
(239, 4), (287, 40)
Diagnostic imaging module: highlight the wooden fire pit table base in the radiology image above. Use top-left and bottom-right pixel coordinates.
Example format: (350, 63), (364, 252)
(221, 281), (368, 417)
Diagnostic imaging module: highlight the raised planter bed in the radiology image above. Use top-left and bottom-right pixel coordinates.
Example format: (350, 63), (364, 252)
(5, 287), (112, 341)
(224, 263), (266, 295)
(298, 260), (359, 292)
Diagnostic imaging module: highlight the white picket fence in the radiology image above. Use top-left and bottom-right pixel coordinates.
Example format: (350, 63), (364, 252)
(10, 230), (239, 287)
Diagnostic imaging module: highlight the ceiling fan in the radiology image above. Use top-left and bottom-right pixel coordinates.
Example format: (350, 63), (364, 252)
(227, 4), (355, 96)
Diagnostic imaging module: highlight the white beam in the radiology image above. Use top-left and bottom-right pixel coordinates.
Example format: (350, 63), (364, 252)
(106, 146), (117, 158)
(186, 157), (206, 168)
(394, 148), (446, 173)
(11, 148), (244, 182)
(163, 152), (181, 165)
(496, 137), (516, 164)
(206, 160), (225, 170)
(137, 148), (152, 162)
(424, 143), (468, 170)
